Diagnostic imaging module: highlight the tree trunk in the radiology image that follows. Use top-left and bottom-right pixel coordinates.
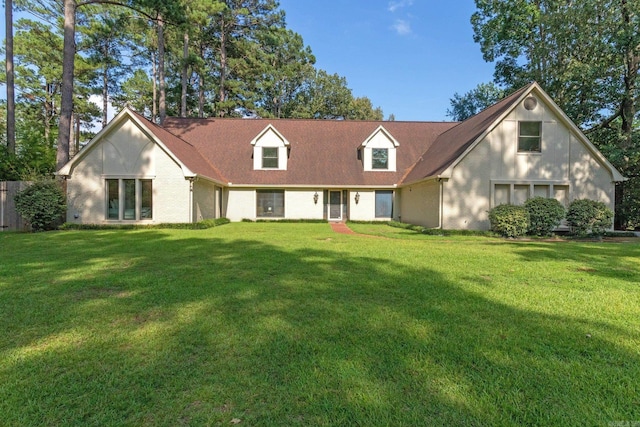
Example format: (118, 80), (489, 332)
(102, 59), (109, 128)
(57, 0), (76, 171)
(157, 13), (166, 125)
(5, 0), (15, 155)
(218, 18), (227, 117)
(198, 42), (204, 118)
(619, 0), (638, 155)
(152, 50), (157, 122)
(181, 31), (189, 117)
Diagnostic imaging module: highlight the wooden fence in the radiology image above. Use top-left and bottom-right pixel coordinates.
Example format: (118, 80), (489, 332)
(0, 181), (29, 231)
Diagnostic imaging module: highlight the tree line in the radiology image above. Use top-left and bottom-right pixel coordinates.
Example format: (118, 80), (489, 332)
(448, 0), (640, 229)
(1, 0), (384, 180)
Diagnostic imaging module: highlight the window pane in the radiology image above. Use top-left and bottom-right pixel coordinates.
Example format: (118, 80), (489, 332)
(520, 121), (540, 136)
(375, 190), (393, 218)
(262, 147), (278, 168)
(141, 180), (153, 219)
(256, 190), (284, 217)
(518, 121), (541, 152)
(372, 148), (388, 169)
(107, 179), (119, 219)
(123, 179), (136, 220)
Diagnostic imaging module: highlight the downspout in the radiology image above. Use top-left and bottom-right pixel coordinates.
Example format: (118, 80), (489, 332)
(188, 177), (194, 223)
(438, 178), (445, 230)
(1, 182), (4, 231)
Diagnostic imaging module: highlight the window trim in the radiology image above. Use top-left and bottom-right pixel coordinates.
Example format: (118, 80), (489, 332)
(518, 121), (542, 153)
(375, 190), (393, 218)
(256, 189), (285, 218)
(372, 148), (389, 170)
(105, 178), (153, 221)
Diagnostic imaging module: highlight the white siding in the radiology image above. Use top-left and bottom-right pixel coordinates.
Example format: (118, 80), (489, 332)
(193, 179), (218, 221)
(285, 189), (325, 220)
(226, 188), (256, 221)
(399, 181), (440, 227)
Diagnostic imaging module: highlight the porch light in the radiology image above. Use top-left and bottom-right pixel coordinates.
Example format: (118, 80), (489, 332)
(313, 192), (319, 204)
(355, 192), (360, 204)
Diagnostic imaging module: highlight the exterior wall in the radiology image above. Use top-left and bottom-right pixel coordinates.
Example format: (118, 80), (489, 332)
(399, 180), (440, 227)
(348, 190), (375, 221)
(569, 134), (616, 210)
(441, 94), (616, 230)
(226, 188), (255, 221)
(225, 188), (392, 222)
(285, 189), (325, 220)
(193, 179), (218, 221)
(66, 118), (190, 224)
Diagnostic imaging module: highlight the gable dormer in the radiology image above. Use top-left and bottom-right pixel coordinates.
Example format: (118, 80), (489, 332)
(251, 124), (290, 170)
(361, 126), (399, 172)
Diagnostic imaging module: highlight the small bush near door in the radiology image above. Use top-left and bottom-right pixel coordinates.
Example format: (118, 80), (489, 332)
(488, 204), (530, 238)
(524, 197), (566, 236)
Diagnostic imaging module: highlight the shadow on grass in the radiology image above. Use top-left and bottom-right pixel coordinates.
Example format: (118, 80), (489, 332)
(504, 240), (640, 284)
(0, 228), (638, 425)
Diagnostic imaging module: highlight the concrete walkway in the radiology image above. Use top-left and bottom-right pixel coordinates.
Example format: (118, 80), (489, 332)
(329, 222), (355, 234)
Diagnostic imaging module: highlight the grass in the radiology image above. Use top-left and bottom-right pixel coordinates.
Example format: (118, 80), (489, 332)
(1, 223), (639, 426)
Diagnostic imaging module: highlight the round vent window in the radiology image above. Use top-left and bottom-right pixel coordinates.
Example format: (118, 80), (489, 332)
(524, 97), (538, 110)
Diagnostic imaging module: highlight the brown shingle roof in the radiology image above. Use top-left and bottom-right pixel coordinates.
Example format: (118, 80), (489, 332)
(161, 118), (457, 186)
(133, 83), (533, 187)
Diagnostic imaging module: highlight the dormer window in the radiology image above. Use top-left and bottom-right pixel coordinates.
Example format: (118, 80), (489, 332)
(251, 124), (290, 170)
(262, 147), (278, 168)
(372, 148), (389, 169)
(361, 126), (399, 172)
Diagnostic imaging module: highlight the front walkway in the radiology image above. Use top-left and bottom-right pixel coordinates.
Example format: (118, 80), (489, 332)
(329, 222), (355, 234)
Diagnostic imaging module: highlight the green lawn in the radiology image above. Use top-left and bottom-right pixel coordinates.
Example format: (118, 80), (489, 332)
(1, 223), (639, 426)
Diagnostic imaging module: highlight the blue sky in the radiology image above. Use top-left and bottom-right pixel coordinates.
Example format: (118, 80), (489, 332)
(278, 0), (496, 121)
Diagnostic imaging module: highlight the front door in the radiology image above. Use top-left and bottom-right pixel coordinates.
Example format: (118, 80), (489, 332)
(329, 190), (342, 220)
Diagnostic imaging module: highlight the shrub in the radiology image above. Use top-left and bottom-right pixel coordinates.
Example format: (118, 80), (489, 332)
(14, 180), (66, 232)
(488, 204), (530, 238)
(524, 197), (566, 236)
(566, 199), (614, 237)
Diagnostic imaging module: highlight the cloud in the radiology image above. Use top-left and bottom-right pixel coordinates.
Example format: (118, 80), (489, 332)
(388, 0), (414, 13)
(391, 19), (412, 35)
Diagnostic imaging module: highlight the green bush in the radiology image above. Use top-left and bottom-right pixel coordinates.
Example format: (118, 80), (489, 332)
(14, 180), (66, 232)
(524, 197), (566, 236)
(59, 217), (230, 231)
(488, 204), (530, 238)
(566, 199), (614, 237)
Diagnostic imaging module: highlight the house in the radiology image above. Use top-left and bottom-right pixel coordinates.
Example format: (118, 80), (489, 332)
(58, 82), (625, 230)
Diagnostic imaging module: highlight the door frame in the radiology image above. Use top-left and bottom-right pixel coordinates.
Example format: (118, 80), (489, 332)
(328, 190), (342, 221)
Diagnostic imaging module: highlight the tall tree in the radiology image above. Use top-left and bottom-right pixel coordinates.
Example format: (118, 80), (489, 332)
(5, 0), (15, 155)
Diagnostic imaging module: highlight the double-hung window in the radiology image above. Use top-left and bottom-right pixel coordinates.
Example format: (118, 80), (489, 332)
(262, 147), (279, 168)
(106, 178), (153, 220)
(518, 121), (542, 152)
(372, 148), (389, 169)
